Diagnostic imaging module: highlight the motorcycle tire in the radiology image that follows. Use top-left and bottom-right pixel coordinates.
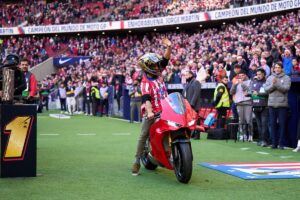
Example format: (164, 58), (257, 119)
(141, 152), (158, 170)
(173, 143), (193, 184)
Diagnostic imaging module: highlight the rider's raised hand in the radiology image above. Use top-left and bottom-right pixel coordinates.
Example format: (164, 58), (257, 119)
(162, 38), (172, 47)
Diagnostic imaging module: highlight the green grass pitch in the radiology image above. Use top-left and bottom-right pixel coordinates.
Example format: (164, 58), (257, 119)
(1, 112), (300, 200)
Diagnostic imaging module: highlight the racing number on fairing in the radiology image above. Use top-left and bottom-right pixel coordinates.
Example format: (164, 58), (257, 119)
(3, 116), (33, 160)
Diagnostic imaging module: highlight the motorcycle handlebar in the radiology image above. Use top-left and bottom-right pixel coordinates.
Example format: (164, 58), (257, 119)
(145, 112), (161, 120)
(154, 113), (161, 119)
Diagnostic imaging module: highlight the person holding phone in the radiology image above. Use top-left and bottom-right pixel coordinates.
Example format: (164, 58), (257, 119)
(230, 70), (253, 141)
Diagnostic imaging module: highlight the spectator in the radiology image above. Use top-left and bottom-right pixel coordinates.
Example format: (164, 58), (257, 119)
(114, 79), (123, 114)
(182, 70), (202, 139)
(99, 81), (109, 117)
(282, 49), (293, 76)
(230, 70), (253, 141)
(264, 62), (291, 149)
(250, 69), (269, 147)
(215, 63), (227, 82)
(264, 51), (274, 69)
(171, 63), (181, 84)
(66, 80), (76, 115)
(83, 81), (92, 116)
(227, 55), (238, 81)
(196, 63), (207, 83)
(40, 82), (50, 111)
(248, 63), (258, 79)
(292, 58), (300, 76)
(249, 53), (260, 71)
(236, 55), (249, 76)
(128, 79), (142, 123)
(58, 83), (67, 112)
(259, 59), (271, 77)
(164, 67), (174, 83)
(230, 64), (242, 120)
(75, 81), (84, 114)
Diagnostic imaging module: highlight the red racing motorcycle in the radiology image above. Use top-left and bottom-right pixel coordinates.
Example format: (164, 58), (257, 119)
(141, 92), (198, 183)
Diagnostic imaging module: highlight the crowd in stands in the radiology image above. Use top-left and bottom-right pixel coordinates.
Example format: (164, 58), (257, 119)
(0, 0), (113, 27)
(0, 36), (49, 66)
(2, 9), (300, 76)
(0, 0), (279, 27)
(65, 10), (300, 83)
(103, 0), (278, 21)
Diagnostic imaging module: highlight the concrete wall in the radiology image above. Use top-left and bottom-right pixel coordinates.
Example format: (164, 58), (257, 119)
(29, 57), (55, 81)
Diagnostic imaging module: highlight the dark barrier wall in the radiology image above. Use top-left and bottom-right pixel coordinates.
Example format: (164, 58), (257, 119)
(287, 81), (300, 148)
(122, 79), (300, 148)
(0, 104), (37, 177)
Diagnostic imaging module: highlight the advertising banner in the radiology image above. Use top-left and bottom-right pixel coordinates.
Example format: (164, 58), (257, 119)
(53, 56), (92, 67)
(0, 0), (299, 35)
(210, 0), (300, 20)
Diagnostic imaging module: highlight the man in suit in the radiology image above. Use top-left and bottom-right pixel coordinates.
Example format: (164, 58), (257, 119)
(182, 70), (202, 139)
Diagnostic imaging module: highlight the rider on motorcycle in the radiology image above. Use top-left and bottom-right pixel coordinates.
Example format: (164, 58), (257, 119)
(131, 38), (172, 176)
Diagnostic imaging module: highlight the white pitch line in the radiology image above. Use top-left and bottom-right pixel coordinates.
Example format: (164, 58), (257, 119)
(256, 151), (270, 155)
(240, 148), (250, 151)
(112, 133), (131, 136)
(280, 156), (293, 159)
(77, 133), (96, 136)
(108, 117), (128, 122)
(40, 134), (60, 136)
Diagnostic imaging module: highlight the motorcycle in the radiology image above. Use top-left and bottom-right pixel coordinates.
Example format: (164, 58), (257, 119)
(141, 92), (198, 183)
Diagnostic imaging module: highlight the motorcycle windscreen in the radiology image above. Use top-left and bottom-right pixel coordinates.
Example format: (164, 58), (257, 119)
(165, 93), (186, 115)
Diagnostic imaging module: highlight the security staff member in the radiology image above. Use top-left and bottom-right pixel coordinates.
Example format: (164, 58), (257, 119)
(213, 75), (230, 128)
(90, 77), (100, 116)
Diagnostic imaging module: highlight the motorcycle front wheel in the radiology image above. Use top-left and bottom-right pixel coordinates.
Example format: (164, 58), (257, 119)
(173, 143), (193, 183)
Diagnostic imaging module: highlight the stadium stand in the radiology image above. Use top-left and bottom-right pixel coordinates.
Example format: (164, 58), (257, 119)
(2, 9), (299, 76)
(0, 0), (279, 27)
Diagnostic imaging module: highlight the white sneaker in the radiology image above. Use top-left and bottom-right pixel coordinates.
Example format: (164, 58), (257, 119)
(239, 134), (247, 141)
(293, 147), (300, 152)
(239, 134), (243, 141)
(248, 135), (253, 142)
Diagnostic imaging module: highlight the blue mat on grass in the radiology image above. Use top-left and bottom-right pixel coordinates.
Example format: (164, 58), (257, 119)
(200, 162), (300, 180)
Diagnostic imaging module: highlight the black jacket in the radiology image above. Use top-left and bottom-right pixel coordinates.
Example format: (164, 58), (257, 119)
(182, 78), (201, 112)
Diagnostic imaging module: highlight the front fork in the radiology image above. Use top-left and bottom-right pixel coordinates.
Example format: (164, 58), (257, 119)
(168, 129), (193, 166)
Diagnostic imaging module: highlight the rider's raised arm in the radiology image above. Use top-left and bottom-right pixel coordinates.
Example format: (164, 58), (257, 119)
(161, 38), (172, 71)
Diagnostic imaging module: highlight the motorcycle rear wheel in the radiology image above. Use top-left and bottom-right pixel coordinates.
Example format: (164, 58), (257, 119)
(173, 143), (193, 183)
